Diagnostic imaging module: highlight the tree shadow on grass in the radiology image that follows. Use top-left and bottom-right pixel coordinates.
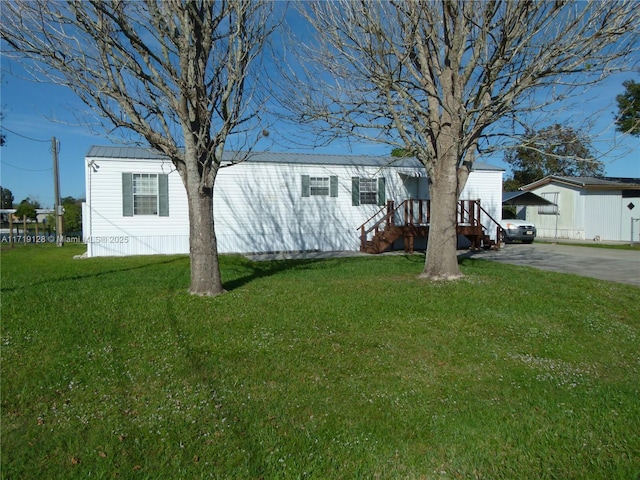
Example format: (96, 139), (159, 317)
(221, 251), (429, 291)
(2, 249), (443, 296)
(221, 255), (338, 292)
(0, 256), (188, 293)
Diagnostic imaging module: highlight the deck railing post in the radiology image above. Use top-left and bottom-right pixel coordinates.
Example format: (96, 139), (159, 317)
(470, 200), (476, 226)
(409, 200), (415, 226)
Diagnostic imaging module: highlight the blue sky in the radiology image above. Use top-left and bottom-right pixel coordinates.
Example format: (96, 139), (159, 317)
(1, 57), (638, 208)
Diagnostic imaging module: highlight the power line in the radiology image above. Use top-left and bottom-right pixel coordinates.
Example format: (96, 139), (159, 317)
(0, 126), (50, 143)
(0, 160), (52, 172)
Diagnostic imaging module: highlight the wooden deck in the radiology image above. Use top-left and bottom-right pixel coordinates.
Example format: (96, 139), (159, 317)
(358, 199), (502, 254)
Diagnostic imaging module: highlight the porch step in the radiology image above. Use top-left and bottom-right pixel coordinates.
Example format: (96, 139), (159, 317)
(358, 199), (503, 254)
(365, 226), (403, 254)
(364, 228), (498, 254)
(482, 234), (499, 250)
(365, 225), (429, 254)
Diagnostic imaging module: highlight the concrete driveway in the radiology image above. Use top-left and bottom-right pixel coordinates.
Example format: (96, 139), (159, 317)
(468, 242), (640, 287)
(247, 242), (640, 287)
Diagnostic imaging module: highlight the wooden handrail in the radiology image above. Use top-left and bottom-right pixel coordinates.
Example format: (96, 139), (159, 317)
(358, 203), (388, 231)
(476, 201), (504, 241)
(358, 199), (499, 247)
(457, 199), (482, 225)
(358, 201), (396, 250)
(357, 200), (395, 235)
(359, 199), (492, 230)
(358, 198), (505, 252)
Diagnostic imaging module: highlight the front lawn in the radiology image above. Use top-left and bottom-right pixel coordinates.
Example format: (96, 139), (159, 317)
(2, 245), (639, 479)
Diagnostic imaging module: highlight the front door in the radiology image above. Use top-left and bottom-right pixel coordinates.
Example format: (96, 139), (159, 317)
(401, 175), (428, 200)
(621, 195), (640, 243)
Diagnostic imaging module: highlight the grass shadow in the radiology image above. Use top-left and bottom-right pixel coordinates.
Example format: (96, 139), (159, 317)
(0, 256), (187, 293)
(223, 251), (432, 291)
(222, 255), (334, 291)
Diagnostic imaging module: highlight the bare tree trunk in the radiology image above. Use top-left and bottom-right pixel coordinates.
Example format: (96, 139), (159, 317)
(182, 145), (225, 297)
(419, 152), (463, 281)
(188, 200), (224, 297)
(186, 187), (224, 296)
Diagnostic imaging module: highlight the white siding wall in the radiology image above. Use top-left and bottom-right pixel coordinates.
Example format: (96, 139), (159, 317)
(527, 184), (584, 240)
(583, 190), (622, 241)
(460, 170), (503, 241)
(85, 155), (502, 256)
(621, 195), (640, 243)
(584, 190), (640, 242)
(213, 162), (400, 253)
(85, 157), (189, 256)
(527, 183), (639, 241)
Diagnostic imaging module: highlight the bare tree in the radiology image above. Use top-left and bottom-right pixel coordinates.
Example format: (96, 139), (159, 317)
(1, 0), (278, 296)
(284, 0), (639, 280)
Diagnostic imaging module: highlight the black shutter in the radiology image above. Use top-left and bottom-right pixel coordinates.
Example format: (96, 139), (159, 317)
(122, 173), (133, 216)
(377, 177), (386, 206)
(352, 177), (360, 206)
(330, 176), (338, 197)
(158, 174), (169, 216)
(301, 175), (310, 197)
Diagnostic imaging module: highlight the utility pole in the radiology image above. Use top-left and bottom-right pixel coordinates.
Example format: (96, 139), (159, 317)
(52, 137), (63, 246)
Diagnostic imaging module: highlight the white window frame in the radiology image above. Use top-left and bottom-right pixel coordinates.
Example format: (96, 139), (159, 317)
(309, 176), (330, 196)
(359, 178), (378, 205)
(538, 192), (559, 215)
(133, 173), (159, 215)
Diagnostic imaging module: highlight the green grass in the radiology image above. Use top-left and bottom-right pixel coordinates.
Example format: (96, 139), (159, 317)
(2, 244), (639, 479)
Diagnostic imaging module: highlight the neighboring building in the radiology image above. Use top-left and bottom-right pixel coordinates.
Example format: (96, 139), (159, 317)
(0, 208), (55, 223)
(0, 208), (55, 228)
(521, 176), (640, 242)
(83, 146), (504, 257)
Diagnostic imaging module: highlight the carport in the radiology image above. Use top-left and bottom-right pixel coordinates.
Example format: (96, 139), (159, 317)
(502, 191), (556, 207)
(502, 191), (558, 241)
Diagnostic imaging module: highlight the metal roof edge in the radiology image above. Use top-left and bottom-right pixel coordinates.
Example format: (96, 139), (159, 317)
(522, 175), (640, 191)
(85, 145), (503, 171)
(521, 175), (578, 190)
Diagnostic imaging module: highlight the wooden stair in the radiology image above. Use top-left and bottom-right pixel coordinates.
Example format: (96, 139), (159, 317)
(358, 199), (502, 254)
(362, 225), (429, 254)
(457, 225), (499, 251)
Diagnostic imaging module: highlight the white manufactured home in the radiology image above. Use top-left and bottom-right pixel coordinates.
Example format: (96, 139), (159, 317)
(83, 146), (504, 257)
(522, 175), (640, 242)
